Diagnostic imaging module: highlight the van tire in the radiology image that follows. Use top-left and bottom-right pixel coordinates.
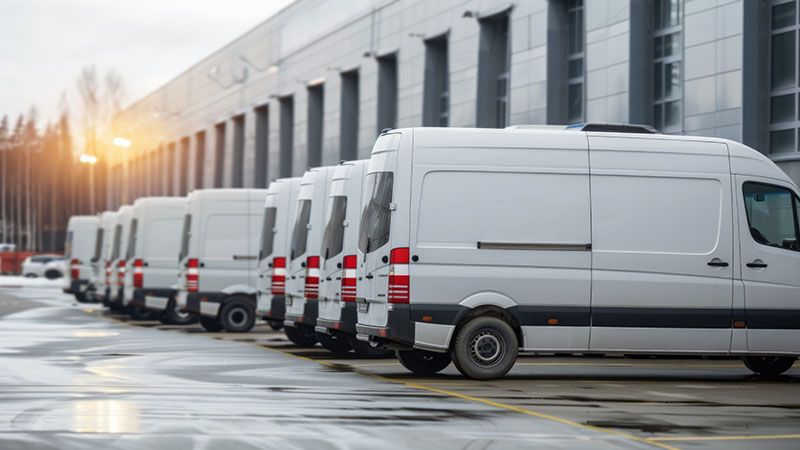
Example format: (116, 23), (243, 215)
(742, 356), (796, 377)
(128, 305), (154, 320)
(316, 332), (352, 354)
(349, 336), (393, 358)
(284, 326), (318, 347)
(219, 298), (256, 333)
(199, 316), (224, 332)
(451, 316), (518, 380)
(396, 349), (452, 376)
(268, 321), (283, 331)
(162, 299), (197, 325)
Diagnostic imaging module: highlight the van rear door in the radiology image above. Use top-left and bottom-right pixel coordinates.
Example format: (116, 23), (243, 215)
(200, 199), (253, 292)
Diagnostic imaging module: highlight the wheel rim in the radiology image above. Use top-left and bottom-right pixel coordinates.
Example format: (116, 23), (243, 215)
(228, 308), (247, 327)
(469, 329), (504, 367)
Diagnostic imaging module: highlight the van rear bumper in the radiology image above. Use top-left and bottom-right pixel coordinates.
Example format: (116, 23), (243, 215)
(134, 288), (173, 309)
(357, 303), (468, 348)
(356, 304), (415, 347)
(259, 295), (286, 321)
(317, 302), (357, 334)
(285, 299), (318, 327)
(185, 292), (226, 318)
(70, 279), (89, 294)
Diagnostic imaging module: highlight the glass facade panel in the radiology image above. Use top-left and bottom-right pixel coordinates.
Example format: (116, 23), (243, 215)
(773, 2), (797, 29)
(771, 31), (796, 89)
(770, 129), (796, 153)
(652, 0), (681, 132)
(769, 1), (800, 153)
(771, 94), (795, 124)
(566, 0), (584, 123)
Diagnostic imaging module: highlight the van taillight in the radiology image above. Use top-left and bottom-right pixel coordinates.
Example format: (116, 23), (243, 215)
(341, 255), (357, 302)
(104, 261), (111, 284)
(70, 258), (80, 279)
(271, 257), (286, 295)
(133, 259), (144, 288)
(117, 260), (126, 286)
(388, 247), (410, 304)
(186, 258), (199, 292)
(304, 256), (320, 300)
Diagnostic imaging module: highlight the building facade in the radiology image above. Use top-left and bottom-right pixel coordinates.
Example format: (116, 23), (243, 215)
(111, 0), (800, 206)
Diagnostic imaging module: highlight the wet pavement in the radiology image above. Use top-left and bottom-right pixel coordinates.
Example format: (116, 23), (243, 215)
(1, 287), (799, 449)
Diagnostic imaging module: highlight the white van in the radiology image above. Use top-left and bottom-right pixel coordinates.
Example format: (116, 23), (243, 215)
(314, 160), (389, 356)
(283, 166), (337, 346)
(90, 211), (117, 303)
(256, 177), (301, 330)
(356, 126), (800, 380)
(64, 215), (100, 302)
(120, 197), (192, 324)
(108, 205), (134, 311)
(176, 189), (268, 332)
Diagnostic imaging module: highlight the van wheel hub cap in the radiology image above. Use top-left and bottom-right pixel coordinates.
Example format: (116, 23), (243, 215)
(470, 331), (502, 365)
(229, 308), (247, 326)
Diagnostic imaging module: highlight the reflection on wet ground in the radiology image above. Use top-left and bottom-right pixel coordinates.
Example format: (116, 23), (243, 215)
(1, 288), (799, 450)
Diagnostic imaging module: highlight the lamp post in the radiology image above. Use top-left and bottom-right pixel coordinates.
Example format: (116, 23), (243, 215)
(79, 154), (98, 212)
(113, 137), (131, 204)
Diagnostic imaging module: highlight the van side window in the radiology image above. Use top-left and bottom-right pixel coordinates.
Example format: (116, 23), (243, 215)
(743, 182), (800, 252)
(322, 196), (347, 260)
(291, 200), (312, 260)
(358, 172), (394, 253)
(178, 214), (192, 261)
(260, 207), (277, 259)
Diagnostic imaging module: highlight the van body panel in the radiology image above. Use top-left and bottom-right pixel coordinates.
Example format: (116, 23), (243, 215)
(256, 177), (301, 320)
(285, 166), (337, 326)
(65, 216), (100, 293)
(109, 206), (133, 303)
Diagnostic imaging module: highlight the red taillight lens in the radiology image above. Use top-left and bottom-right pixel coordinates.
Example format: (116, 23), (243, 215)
(117, 260), (126, 286)
(271, 256), (286, 295)
(304, 255), (320, 300)
(133, 259), (144, 288)
(388, 247), (410, 304)
(70, 258), (80, 279)
(186, 258), (199, 292)
(341, 255), (357, 302)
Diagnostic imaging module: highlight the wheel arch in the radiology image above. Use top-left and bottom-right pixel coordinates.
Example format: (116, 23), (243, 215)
(453, 292), (523, 351)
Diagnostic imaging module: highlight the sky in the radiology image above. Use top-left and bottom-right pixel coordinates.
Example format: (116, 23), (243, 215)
(0, 0), (294, 127)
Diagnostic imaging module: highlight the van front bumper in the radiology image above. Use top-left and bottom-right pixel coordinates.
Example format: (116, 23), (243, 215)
(185, 292), (226, 318)
(317, 302), (357, 334)
(284, 299), (318, 327)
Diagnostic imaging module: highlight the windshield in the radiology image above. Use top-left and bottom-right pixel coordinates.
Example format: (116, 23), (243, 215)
(322, 196), (347, 261)
(92, 229), (104, 262)
(290, 200), (312, 260)
(358, 172), (394, 254)
(111, 225), (122, 260)
(259, 207), (277, 259)
(125, 219), (138, 260)
(178, 214), (192, 261)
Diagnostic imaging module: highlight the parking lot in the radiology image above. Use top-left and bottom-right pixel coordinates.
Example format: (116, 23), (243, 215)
(1, 287), (798, 450)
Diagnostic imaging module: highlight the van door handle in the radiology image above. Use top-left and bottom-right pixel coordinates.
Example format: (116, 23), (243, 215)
(707, 258), (729, 267)
(746, 260), (768, 268)
(365, 274), (374, 279)
(233, 255), (257, 261)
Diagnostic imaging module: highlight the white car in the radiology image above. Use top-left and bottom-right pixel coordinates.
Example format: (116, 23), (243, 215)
(22, 254), (66, 278)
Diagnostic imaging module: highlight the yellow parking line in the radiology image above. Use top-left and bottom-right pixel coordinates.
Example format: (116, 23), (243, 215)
(648, 434), (800, 442)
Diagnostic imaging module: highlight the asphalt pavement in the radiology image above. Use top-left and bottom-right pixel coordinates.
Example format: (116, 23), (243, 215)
(0, 286), (798, 450)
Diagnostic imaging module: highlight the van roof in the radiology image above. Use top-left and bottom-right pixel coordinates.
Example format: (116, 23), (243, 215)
(67, 215), (100, 226)
(132, 196), (187, 208)
(187, 188), (267, 202)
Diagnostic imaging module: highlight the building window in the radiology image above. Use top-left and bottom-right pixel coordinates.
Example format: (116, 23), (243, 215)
(423, 35), (449, 127)
(307, 84), (324, 168)
(214, 123), (225, 188)
(340, 69), (360, 160)
(769, 0), (799, 153)
(567, 0), (585, 123)
(377, 53), (398, 132)
(653, 0), (682, 132)
(279, 96), (294, 177)
(253, 106), (268, 188)
(477, 13), (510, 128)
(179, 137), (190, 195)
(231, 114), (245, 188)
(194, 131), (205, 189)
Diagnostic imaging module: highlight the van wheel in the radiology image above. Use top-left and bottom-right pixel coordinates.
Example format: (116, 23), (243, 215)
(396, 349), (452, 376)
(316, 332), (352, 354)
(219, 298), (256, 333)
(349, 336), (393, 358)
(742, 356), (796, 377)
(451, 316), (518, 380)
(199, 316), (223, 332)
(163, 299), (197, 325)
(284, 326), (318, 347)
(128, 305), (154, 320)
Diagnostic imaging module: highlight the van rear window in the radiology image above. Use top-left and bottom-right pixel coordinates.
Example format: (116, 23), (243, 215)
(111, 225), (122, 260)
(125, 219), (138, 260)
(260, 207), (277, 259)
(358, 172), (394, 254)
(92, 229), (104, 262)
(291, 200), (312, 260)
(322, 196), (347, 260)
(178, 214), (192, 261)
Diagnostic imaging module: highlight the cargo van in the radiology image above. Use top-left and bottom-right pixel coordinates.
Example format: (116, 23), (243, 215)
(256, 177), (301, 330)
(108, 205), (134, 310)
(176, 189), (268, 332)
(64, 215), (100, 302)
(356, 126), (800, 380)
(283, 166), (337, 346)
(121, 197), (192, 323)
(314, 160), (389, 356)
(90, 211), (117, 303)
